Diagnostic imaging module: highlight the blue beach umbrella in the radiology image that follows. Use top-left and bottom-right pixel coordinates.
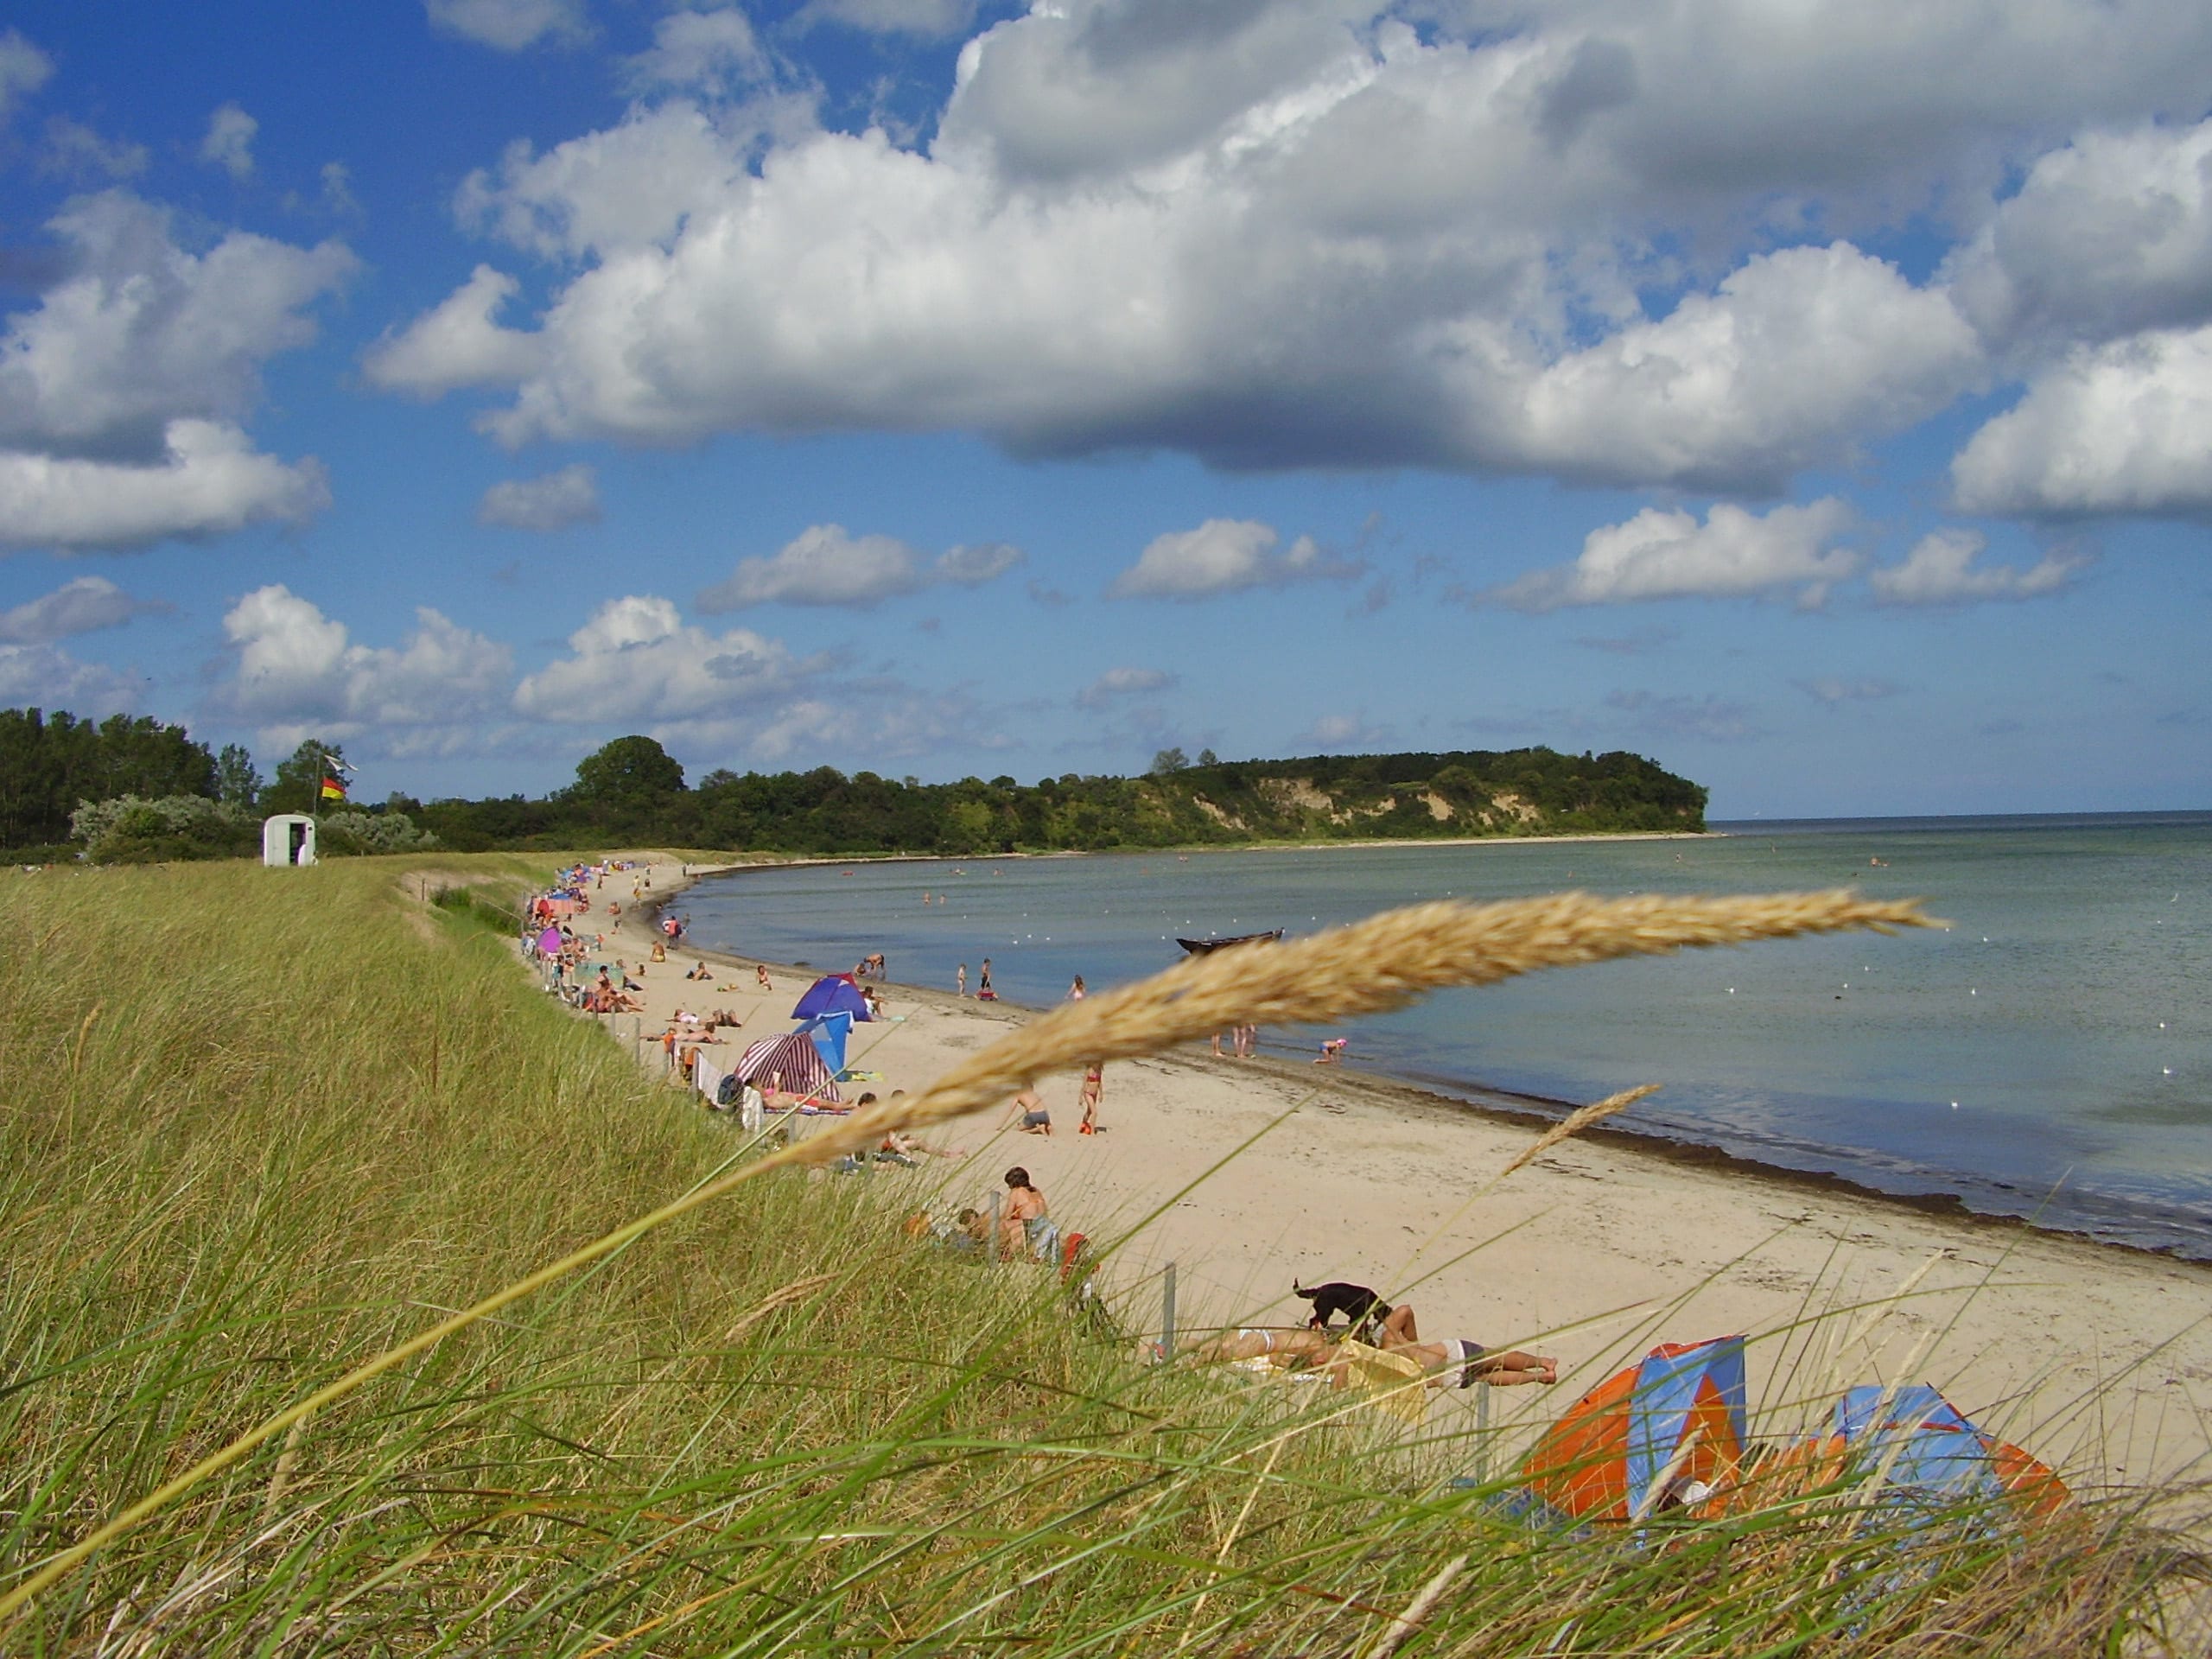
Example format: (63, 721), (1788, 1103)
(792, 974), (871, 1021)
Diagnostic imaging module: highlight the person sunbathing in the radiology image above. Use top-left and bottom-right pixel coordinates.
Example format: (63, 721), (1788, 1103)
(1171, 1326), (1339, 1367)
(878, 1128), (960, 1160)
(1169, 1311), (1554, 1390)
(1372, 1313), (1555, 1388)
(686, 961), (713, 981)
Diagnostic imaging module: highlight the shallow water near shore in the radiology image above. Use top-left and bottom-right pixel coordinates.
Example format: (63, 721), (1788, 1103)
(680, 812), (2212, 1257)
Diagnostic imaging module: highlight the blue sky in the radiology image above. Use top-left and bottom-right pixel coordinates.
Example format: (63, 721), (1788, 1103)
(0, 0), (2207, 818)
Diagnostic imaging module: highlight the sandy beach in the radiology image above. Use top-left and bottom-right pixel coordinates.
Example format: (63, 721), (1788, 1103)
(560, 855), (2212, 1502)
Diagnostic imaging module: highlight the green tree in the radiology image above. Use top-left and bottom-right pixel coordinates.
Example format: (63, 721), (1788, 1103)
(571, 735), (686, 813)
(1150, 746), (1189, 776)
(266, 741), (347, 817)
(1196, 748), (1219, 766)
(214, 743), (262, 810)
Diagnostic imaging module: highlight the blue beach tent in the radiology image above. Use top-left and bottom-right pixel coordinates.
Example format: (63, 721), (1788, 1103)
(1811, 1383), (2069, 1518)
(797, 1011), (855, 1076)
(1520, 1334), (1749, 1522)
(792, 973), (871, 1022)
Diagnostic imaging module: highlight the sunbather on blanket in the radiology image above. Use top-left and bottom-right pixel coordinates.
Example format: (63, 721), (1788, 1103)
(1171, 1327), (1338, 1367)
(1376, 1321), (1557, 1388)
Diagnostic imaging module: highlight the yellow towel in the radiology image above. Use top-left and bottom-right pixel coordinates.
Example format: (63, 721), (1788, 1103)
(1338, 1340), (1427, 1423)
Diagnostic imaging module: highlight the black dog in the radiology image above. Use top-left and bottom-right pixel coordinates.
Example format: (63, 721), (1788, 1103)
(1293, 1280), (1390, 1335)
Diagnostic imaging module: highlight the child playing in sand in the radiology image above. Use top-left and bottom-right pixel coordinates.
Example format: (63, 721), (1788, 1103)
(1316, 1038), (1348, 1064)
(1003, 1090), (1051, 1135)
(755, 963), (772, 990)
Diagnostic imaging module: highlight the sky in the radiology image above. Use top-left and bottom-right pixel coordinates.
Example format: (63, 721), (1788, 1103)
(0, 0), (2208, 820)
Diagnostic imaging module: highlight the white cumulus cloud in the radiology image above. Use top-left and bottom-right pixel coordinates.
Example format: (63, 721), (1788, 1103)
(512, 594), (824, 722)
(0, 192), (354, 454)
(199, 103), (257, 180)
(215, 584), (513, 747)
(0, 575), (167, 643)
(357, 0), (2212, 511)
(1950, 326), (2212, 517)
(0, 191), (347, 550)
(454, 100), (766, 263)
(426, 0), (588, 52)
(1868, 528), (2088, 603)
(1491, 499), (1859, 610)
(1109, 518), (1356, 600)
(1505, 245), (1985, 492)
(626, 7), (766, 95)
(476, 462), (601, 531)
(0, 421), (329, 551)
(1948, 118), (2212, 351)
(696, 524), (1021, 611)
(361, 264), (545, 397)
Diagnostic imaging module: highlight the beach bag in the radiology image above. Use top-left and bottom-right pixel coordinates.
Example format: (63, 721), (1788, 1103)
(715, 1072), (740, 1108)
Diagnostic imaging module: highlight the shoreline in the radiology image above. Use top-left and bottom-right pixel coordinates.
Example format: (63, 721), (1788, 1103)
(586, 853), (2212, 1498)
(663, 855), (2209, 1265)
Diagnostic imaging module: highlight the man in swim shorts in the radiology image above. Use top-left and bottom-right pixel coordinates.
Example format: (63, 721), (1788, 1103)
(1003, 1090), (1051, 1135)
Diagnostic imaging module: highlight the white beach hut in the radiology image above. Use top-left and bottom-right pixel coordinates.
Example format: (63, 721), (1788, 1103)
(262, 814), (318, 868)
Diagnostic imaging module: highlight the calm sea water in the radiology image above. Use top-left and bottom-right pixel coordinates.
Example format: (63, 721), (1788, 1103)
(677, 814), (2212, 1257)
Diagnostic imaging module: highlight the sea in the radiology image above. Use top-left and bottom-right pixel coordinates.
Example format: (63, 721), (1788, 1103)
(675, 813), (2212, 1260)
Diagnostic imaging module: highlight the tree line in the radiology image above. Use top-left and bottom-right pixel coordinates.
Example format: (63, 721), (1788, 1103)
(1, 709), (1706, 861)
(415, 734), (1705, 854)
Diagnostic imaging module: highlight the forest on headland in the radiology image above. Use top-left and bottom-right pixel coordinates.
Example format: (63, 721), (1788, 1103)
(1, 705), (1706, 861)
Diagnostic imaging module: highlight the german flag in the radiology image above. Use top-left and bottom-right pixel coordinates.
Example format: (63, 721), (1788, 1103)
(320, 776), (346, 801)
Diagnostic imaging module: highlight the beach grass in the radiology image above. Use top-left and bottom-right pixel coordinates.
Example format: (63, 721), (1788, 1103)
(0, 855), (2202, 1654)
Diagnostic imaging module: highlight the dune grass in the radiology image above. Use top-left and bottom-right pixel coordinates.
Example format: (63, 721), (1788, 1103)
(0, 855), (2202, 1655)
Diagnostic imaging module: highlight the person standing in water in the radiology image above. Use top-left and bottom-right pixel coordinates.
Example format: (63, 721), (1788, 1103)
(957, 963), (968, 997)
(1068, 975), (1086, 1001)
(978, 958), (994, 1000)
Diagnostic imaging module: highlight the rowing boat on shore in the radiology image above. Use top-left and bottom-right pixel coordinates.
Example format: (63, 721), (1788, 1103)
(1176, 929), (1283, 954)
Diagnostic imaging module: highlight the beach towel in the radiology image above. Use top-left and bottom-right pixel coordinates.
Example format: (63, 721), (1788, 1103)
(1338, 1340), (1429, 1424)
(694, 1052), (727, 1109)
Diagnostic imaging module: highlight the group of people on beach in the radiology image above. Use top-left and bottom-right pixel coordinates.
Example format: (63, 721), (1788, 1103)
(910, 1166), (1071, 1268)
